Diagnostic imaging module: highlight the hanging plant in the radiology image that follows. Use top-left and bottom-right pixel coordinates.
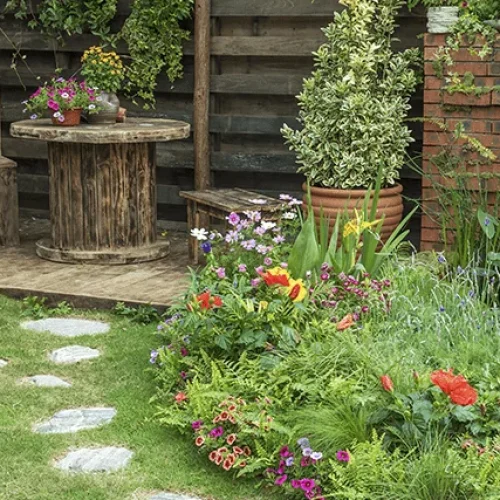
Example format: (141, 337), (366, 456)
(120, 0), (194, 108)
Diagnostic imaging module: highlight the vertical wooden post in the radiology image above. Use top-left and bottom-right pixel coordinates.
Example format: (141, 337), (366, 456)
(193, 0), (211, 191)
(0, 156), (20, 247)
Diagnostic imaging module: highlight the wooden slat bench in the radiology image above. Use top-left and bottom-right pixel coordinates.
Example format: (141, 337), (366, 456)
(179, 188), (283, 264)
(0, 156), (20, 247)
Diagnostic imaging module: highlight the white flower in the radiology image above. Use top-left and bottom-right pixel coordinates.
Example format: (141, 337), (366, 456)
(288, 198), (303, 206)
(190, 228), (208, 241)
(279, 194), (292, 201)
(282, 211), (297, 220)
(96, 95), (103, 102)
(53, 111), (61, 118)
(88, 104), (96, 110)
(61, 92), (69, 99)
(249, 198), (267, 205)
(261, 221), (276, 230)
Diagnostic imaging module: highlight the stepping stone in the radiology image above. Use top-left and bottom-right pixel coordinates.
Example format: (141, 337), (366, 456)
(49, 345), (100, 364)
(149, 494), (203, 500)
(24, 375), (72, 388)
(54, 446), (133, 473)
(0, 359), (8, 368)
(33, 407), (116, 434)
(22, 318), (110, 337)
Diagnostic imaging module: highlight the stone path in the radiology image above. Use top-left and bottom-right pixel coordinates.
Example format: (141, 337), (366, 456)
(33, 407), (117, 434)
(54, 447), (134, 473)
(14, 314), (203, 498)
(49, 345), (100, 364)
(23, 375), (72, 388)
(22, 318), (110, 337)
(0, 359), (8, 368)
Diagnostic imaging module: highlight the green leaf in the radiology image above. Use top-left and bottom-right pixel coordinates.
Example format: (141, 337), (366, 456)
(288, 208), (320, 279)
(478, 208), (497, 240)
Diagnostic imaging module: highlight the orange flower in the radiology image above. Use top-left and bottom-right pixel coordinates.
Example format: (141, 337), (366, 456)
(226, 433), (237, 445)
(209, 451), (220, 462)
(380, 375), (394, 392)
(431, 369), (478, 406)
(233, 446), (244, 455)
(222, 458), (233, 471)
(228, 404), (237, 412)
(195, 291), (223, 310)
(195, 436), (205, 447)
(174, 392), (188, 403)
(337, 313), (355, 331)
(449, 383), (478, 406)
(219, 411), (229, 421)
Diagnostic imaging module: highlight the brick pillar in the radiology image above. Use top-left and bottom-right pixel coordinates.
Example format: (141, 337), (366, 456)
(421, 33), (500, 251)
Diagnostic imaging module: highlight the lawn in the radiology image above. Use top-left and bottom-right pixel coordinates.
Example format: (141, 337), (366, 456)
(0, 295), (271, 500)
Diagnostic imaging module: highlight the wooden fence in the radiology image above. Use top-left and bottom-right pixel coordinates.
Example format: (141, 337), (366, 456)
(0, 0), (425, 242)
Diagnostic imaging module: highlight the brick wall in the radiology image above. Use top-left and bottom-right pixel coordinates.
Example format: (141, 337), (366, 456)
(421, 33), (500, 250)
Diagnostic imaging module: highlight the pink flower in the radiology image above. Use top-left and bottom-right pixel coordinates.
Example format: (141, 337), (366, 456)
(274, 474), (287, 486)
(279, 445), (292, 458)
(180, 347), (189, 357)
(47, 99), (59, 111)
(290, 479), (301, 488)
(336, 450), (350, 462)
(300, 478), (316, 492)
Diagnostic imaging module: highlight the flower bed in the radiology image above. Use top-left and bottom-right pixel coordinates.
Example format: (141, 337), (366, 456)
(150, 198), (500, 499)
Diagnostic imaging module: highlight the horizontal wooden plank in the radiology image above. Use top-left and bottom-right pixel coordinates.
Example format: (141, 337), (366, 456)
(211, 36), (324, 56)
(211, 0), (425, 17)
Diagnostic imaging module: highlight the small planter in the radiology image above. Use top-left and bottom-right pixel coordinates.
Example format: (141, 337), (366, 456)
(51, 108), (82, 127)
(303, 183), (404, 240)
(427, 7), (459, 34)
(87, 92), (120, 125)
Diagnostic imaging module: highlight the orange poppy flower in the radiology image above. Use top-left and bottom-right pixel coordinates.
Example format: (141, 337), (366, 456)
(262, 267), (290, 287)
(336, 313), (355, 331)
(380, 375), (394, 392)
(195, 291), (223, 310)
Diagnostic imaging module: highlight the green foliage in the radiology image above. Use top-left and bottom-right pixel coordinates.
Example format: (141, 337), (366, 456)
(407, 0), (462, 8)
(288, 180), (416, 279)
(113, 302), (161, 325)
(20, 296), (72, 318)
(121, 0), (194, 107)
(282, 0), (419, 189)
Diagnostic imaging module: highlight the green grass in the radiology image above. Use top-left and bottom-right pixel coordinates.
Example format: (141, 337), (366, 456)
(0, 295), (269, 500)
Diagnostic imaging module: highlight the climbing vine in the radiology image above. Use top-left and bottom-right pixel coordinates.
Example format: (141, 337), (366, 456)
(2, 0), (194, 107)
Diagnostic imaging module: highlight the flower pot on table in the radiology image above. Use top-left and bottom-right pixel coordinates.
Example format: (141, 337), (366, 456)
(87, 92), (120, 125)
(50, 108), (82, 126)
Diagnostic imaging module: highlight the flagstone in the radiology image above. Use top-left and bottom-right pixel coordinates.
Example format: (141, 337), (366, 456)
(49, 345), (100, 364)
(54, 446), (133, 473)
(33, 407), (116, 434)
(22, 318), (110, 337)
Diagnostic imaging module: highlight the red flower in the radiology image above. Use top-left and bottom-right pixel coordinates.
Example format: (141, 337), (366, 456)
(226, 433), (237, 445)
(449, 383), (478, 406)
(380, 375), (394, 392)
(219, 411), (229, 421)
(195, 291), (223, 310)
(262, 268), (290, 287)
(243, 446), (252, 456)
(222, 458), (232, 471)
(195, 436), (205, 447)
(209, 451), (219, 462)
(431, 369), (478, 406)
(233, 446), (244, 455)
(215, 454), (223, 465)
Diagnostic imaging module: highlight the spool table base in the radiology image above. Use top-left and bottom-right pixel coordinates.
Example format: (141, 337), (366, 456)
(35, 239), (170, 265)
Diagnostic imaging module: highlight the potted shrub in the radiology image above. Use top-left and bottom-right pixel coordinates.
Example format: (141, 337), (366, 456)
(23, 77), (99, 126)
(282, 0), (419, 237)
(81, 46), (125, 124)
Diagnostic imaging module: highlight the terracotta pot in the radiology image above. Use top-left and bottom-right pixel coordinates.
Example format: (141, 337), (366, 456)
(51, 108), (82, 127)
(303, 183), (404, 239)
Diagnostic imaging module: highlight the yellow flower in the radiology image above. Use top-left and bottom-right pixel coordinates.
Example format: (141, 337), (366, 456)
(287, 279), (307, 302)
(111, 70), (116, 75)
(258, 301), (269, 312)
(343, 210), (381, 238)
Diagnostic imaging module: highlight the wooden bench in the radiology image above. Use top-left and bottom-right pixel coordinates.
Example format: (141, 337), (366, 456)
(179, 188), (283, 263)
(0, 156), (20, 247)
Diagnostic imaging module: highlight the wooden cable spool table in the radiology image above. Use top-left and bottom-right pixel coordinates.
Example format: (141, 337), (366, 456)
(10, 118), (190, 264)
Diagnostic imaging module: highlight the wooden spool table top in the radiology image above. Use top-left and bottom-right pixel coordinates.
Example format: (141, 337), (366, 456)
(10, 118), (190, 144)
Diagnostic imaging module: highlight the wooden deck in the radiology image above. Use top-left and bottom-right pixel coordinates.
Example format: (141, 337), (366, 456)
(0, 215), (191, 309)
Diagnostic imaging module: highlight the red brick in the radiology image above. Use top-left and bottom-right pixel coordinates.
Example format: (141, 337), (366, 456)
(449, 48), (492, 63)
(443, 92), (491, 107)
(491, 91), (500, 106)
(421, 214), (441, 230)
(424, 131), (452, 146)
(421, 228), (444, 243)
(470, 107), (500, 119)
(420, 241), (445, 251)
(445, 119), (491, 134)
(423, 119), (445, 132)
(450, 62), (489, 76)
(424, 62), (438, 76)
(423, 89), (442, 104)
(424, 34), (447, 47)
(425, 76), (446, 90)
(424, 103), (446, 119)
